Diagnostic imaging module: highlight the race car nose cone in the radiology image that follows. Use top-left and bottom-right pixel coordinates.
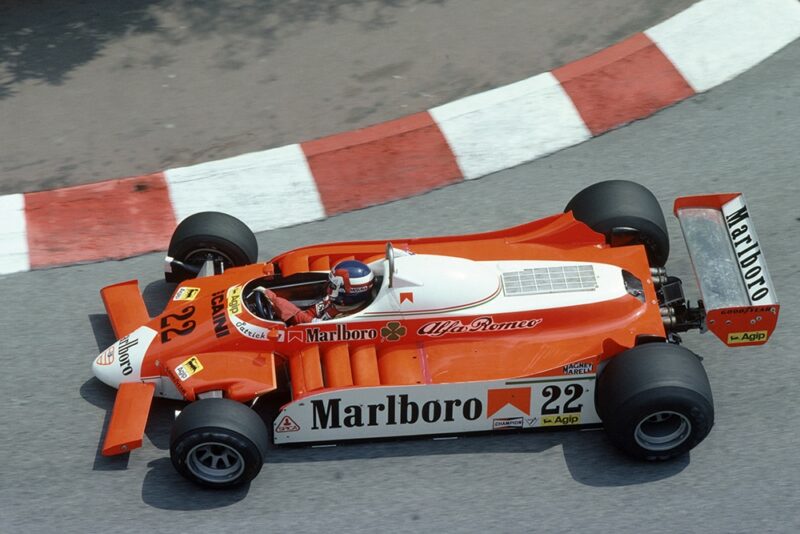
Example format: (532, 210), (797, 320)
(92, 344), (124, 388)
(91, 327), (158, 388)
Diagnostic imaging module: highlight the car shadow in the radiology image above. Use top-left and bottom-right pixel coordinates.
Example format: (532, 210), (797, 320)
(80, 377), (131, 471)
(140, 457), (251, 509)
(259, 426), (689, 488)
(87, 313), (117, 352)
(142, 278), (174, 317)
(560, 430), (690, 486)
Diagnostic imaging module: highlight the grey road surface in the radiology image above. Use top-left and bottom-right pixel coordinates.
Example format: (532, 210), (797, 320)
(1, 37), (798, 534)
(0, 0), (695, 194)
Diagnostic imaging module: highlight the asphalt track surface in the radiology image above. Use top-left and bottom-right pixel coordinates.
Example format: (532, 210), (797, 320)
(1, 36), (799, 532)
(0, 0), (694, 194)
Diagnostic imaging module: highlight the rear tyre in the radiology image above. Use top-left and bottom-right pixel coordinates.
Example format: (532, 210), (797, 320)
(596, 343), (714, 461)
(166, 212), (258, 282)
(170, 398), (268, 488)
(565, 180), (670, 266)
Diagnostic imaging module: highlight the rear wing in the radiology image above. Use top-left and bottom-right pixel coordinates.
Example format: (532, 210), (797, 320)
(674, 193), (779, 347)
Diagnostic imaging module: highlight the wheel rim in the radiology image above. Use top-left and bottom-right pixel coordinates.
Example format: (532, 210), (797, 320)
(186, 441), (245, 484)
(634, 411), (691, 452)
(183, 248), (235, 268)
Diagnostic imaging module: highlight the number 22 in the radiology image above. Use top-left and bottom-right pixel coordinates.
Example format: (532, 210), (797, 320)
(160, 306), (196, 343)
(541, 384), (584, 415)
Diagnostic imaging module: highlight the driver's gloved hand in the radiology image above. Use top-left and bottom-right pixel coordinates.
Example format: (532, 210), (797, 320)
(253, 286), (276, 303)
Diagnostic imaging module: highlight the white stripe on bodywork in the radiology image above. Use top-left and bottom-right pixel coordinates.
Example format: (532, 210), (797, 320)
(430, 72), (591, 180)
(0, 194), (30, 275)
(165, 144), (326, 232)
(646, 0), (800, 92)
(355, 257), (627, 321)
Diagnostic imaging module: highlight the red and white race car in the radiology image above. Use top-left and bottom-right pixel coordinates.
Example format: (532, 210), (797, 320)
(92, 180), (778, 488)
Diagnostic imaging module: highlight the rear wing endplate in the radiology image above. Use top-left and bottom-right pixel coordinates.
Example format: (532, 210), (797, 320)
(674, 193), (779, 347)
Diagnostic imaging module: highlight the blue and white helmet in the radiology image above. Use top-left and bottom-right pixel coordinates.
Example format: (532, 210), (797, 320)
(328, 260), (375, 307)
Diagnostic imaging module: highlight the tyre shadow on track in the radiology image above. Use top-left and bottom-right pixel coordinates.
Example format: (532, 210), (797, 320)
(141, 458), (252, 509)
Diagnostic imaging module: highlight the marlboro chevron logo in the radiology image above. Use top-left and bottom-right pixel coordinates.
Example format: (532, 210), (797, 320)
(486, 388), (531, 417)
(417, 316), (542, 337)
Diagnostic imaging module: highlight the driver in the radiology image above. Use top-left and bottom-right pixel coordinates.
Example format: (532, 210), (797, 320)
(256, 260), (375, 325)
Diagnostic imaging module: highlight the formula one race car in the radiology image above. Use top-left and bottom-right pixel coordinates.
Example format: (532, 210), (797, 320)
(92, 180), (779, 488)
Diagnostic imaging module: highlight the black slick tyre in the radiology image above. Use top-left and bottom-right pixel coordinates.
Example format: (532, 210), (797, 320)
(166, 212), (258, 282)
(565, 180), (670, 266)
(170, 398), (268, 488)
(596, 343), (714, 461)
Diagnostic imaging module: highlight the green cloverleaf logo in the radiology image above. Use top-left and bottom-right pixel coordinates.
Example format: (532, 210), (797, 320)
(381, 321), (407, 341)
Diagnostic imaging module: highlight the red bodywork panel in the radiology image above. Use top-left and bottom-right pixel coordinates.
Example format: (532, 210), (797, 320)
(102, 382), (155, 456)
(101, 280), (150, 338)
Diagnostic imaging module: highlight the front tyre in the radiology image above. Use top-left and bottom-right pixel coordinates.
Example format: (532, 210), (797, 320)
(170, 398), (268, 488)
(166, 211), (258, 283)
(597, 343), (714, 461)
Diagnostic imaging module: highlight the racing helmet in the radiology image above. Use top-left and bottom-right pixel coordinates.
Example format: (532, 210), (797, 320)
(328, 260), (375, 308)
